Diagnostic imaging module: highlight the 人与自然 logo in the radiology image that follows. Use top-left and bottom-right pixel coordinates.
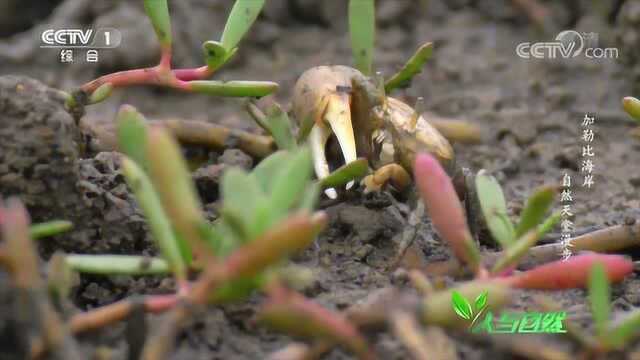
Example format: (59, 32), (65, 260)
(451, 290), (568, 334)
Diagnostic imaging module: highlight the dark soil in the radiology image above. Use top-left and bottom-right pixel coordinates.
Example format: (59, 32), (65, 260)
(2, 0), (640, 359)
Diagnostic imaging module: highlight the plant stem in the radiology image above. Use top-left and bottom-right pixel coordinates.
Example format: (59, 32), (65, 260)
(142, 212), (327, 358)
(389, 311), (432, 360)
(161, 118), (276, 159)
(173, 65), (213, 81)
(65, 255), (170, 275)
(1, 199), (82, 359)
(80, 65), (191, 94)
(122, 158), (187, 280)
(69, 294), (178, 334)
(29, 220), (73, 239)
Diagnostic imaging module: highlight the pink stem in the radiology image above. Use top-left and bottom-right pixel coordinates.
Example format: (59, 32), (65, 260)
(80, 45), (211, 95)
(145, 294), (179, 313)
(158, 46), (172, 71)
(80, 65), (195, 94)
(173, 66), (213, 81)
(81, 67), (164, 93)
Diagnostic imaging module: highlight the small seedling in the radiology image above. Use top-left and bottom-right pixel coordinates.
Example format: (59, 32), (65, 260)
(64, 0), (278, 115)
(622, 96), (640, 123)
(586, 262), (640, 351)
(67, 105), (325, 295)
(475, 170), (557, 251)
(4, 104), (374, 358)
(414, 152), (634, 288)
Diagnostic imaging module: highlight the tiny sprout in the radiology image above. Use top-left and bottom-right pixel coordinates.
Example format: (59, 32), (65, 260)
(622, 96), (640, 122)
(585, 261), (640, 351)
(385, 42), (434, 93)
(475, 170), (558, 257)
(68, 0), (277, 111)
(475, 170), (515, 248)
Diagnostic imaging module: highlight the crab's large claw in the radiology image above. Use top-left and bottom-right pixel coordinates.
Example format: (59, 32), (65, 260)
(293, 66), (360, 198)
(308, 122), (336, 198)
(323, 92), (357, 182)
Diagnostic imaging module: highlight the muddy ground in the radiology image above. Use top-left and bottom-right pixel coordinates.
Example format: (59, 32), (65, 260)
(2, 0), (640, 359)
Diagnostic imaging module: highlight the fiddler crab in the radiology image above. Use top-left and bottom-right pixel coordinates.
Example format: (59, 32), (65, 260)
(291, 65), (456, 199)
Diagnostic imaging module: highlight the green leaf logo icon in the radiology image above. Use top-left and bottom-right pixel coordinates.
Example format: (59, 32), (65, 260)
(452, 291), (473, 320)
(475, 291), (488, 311)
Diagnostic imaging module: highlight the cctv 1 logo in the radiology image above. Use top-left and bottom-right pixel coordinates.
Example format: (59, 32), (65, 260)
(41, 28), (122, 48)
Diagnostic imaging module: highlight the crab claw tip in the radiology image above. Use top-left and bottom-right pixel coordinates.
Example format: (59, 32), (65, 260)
(324, 188), (338, 199)
(324, 93), (357, 168)
(346, 180), (355, 190)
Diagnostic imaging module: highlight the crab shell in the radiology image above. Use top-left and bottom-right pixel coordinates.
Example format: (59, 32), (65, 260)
(292, 65), (454, 197)
(383, 97), (454, 174)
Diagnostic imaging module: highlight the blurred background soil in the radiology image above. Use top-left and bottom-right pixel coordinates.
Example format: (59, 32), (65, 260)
(2, 0), (640, 359)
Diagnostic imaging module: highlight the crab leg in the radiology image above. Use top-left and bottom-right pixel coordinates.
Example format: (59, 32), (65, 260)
(322, 92), (357, 190)
(363, 163), (411, 193)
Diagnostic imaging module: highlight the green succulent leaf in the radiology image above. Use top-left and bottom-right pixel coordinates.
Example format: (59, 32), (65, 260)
(296, 114), (315, 143)
(198, 221), (229, 257)
(589, 262), (611, 340)
(349, 0), (375, 75)
(475, 170), (515, 249)
(88, 83), (113, 104)
(452, 291), (473, 320)
(474, 291), (488, 311)
(622, 96), (640, 122)
(65, 255), (170, 275)
(252, 150), (292, 192)
(116, 105), (149, 169)
(265, 104), (296, 150)
(221, 0), (265, 52)
(605, 310), (640, 349)
(248, 196), (276, 240)
(491, 212), (560, 273)
(385, 42), (433, 93)
(189, 80), (278, 98)
(298, 182), (321, 212)
(515, 186), (555, 238)
(145, 128), (205, 261)
(211, 274), (266, 303)
(29, 220), (73, 240)
(202, 40), (229, 70)
(221, 167), (266, 240)
(269, 148), (313, 220)
(122, 157), (187, 278)
(320, 158), (369, 188)
(143, 0), (172, 47)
